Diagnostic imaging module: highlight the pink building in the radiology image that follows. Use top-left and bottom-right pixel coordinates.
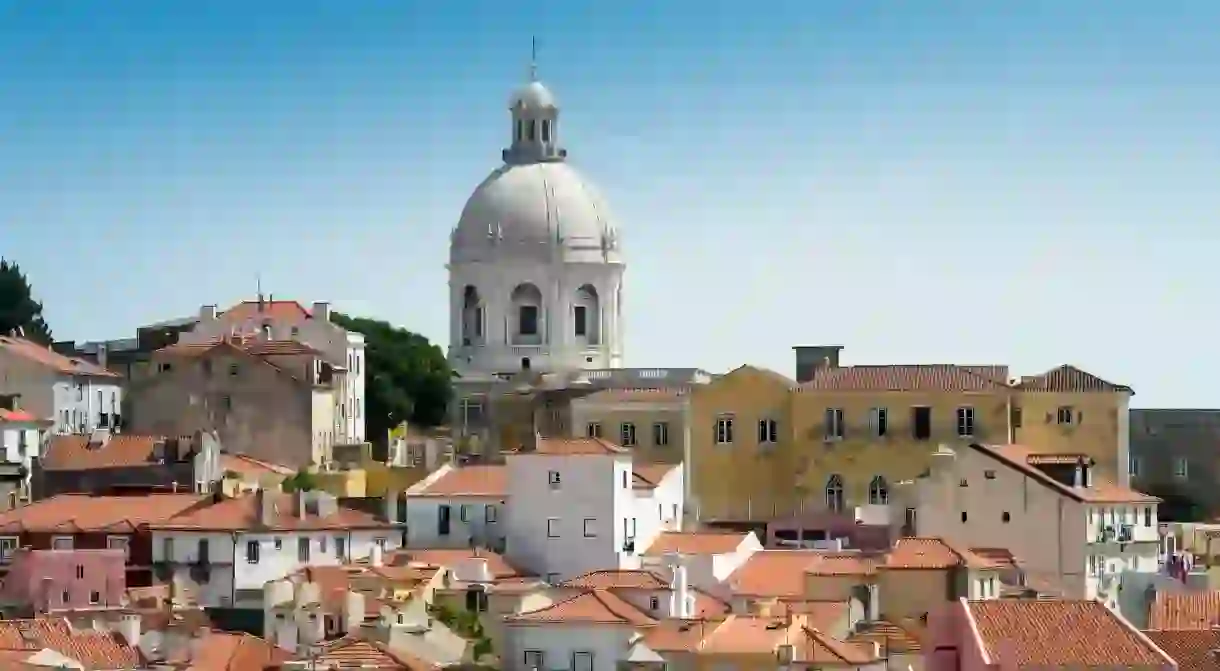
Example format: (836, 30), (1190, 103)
(0, 548), (126, 614)
(927, 598), (1175, 671)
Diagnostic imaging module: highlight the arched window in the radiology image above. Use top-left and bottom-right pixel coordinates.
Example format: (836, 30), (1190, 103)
(825, 474), (844, 513)
(868, 476), (889, 505)
(461, 286), (483, 346)
(510, 283), (543, 343)
(573, 285), (601, 345)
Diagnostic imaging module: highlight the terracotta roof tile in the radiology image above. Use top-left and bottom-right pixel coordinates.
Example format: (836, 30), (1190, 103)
(974, 443), (1160, 503)
(884, 537), (996, 570)
(0, 410), (42, 423)
(181, 630), (292, 671)
(218, 300), (311, 324)
(0, 336), (120, 379)
(1150, 591), (1220, 630)
(300, 638), (436, 671)
(797, 627), (879, 665)
(412, 465), (508, 498)
(0, 618), (140, 670)
(804, 553), (879, 577)
(530, 436), (629, 456)
(848, 619), (923, 654)
(507, 589), (655, 626)
(1145, 629), (1220, 671)
(0, 494), (208, 533)
(729, 550), (824, 597)
(1015, 364), (1132, 393)
(41, 433), (203, 471)
(387, 548), (523, 579)
(967, 599), (1171, 667)
(150, 492), (394, 532)
(640, 619), (713, 652)
(798, 365), (1009, 392)
(699, 615), (794, 654)
(632, 464), (678, 489)
(220, 453), (295, 478)
(642, 531), (749, 557)
(561, 570), (670, 590)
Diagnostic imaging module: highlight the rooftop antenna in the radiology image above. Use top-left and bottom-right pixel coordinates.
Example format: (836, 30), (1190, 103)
(529, 36), (538, 82)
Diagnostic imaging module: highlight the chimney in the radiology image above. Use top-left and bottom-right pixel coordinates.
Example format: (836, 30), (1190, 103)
(383, 491), (400, 523)
(87, 429), (111, 449)
(665, 552), (693, 619)
(370, 543), (384, 567)
(297, 490), (308, 519)
(116, 612), (142, 647)
(200, 305), (218, 321)
(792, 345), (844, 384)
(1073, 463), (1084, 488)
(257, 489), (277, 526)
(311, 302), (331, 322)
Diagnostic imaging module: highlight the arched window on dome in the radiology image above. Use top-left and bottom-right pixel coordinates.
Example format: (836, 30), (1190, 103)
(461, 286), (484, 346)
(572, 285), (600, 347)
(541, 120), (551, 143)
(509, 283), (543, 345)
(825, 474), (844, 513)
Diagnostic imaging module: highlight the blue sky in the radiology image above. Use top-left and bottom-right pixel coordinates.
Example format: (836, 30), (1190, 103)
(0, 1), (1217, 406)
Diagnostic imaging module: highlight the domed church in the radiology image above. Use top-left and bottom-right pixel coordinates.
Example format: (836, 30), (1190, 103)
(447, 65), (625, 378)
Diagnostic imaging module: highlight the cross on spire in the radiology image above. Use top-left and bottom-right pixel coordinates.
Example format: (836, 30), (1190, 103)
(529, 36), (538, 82)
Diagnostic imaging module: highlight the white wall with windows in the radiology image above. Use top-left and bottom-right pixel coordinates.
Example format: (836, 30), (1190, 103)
(404, 496), (505, 550)
(51, 377), (122, 435)
(504, 623), (631, 671)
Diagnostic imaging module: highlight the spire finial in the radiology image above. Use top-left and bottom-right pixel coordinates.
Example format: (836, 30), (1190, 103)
(529, 36), (538, 82)
(256, 273), (264, 303)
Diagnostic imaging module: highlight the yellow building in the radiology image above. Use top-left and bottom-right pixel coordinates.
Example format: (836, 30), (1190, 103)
(689, 355), (1132, 521)
(569, 388), (689, 464)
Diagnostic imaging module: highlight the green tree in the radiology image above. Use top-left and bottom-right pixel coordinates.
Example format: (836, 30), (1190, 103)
(281, 468), (318, 493)
(331, 313), (452, 440)
(0, 259), (52, 343)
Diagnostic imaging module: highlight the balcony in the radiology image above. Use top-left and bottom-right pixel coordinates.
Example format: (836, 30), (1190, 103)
(622, 539), (635, 554)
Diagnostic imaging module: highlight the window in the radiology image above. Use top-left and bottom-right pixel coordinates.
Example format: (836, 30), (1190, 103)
(162, 537), (174, 561)
(547, 518), (560, 538)
(518, 305), (539, 336)
(1144, 507), (1153, 527)
(824, 408), (844, 440)
(869, 407), (888, 437)
(757, 418), (778, 444)
(574, 305), (587, 336)
(61, 591), (69, 604)
(961, 511), (968, 522)
(583, 518), (597, 537)
(586, 422), (602, 439)
(319, 537), (328, 553)
(652, 422), (669, 447)
(523, 651), (544, 671)
(246, 541), (260, 563)
(912, 407), (932, 440)
(1056, 406), (1075, 425)
(76, 565), (84, 579)
(1129, 455), (1142, 478)
(227, 363), (239, 376)
(1002, 512), (1011, 523)
(715, 417), (734, 444)
(868, 476), (888, 505)
(956, 407), (975, 437)
(620, 422), (637, 447)
(298, 537), (310, 561)
(460, 505), (470, 522)
(1174, 458), (1189, 480)
(825, 474), (844, 512)
(649, 596), (660, 610)
(573, 651), (594, 671)
(222, 395), (232, 410)
(335, 537), (346, 559)
(1011, 406), (1023, 428)
(984, 470), (996, 480)
(438, 505), (451, 536)
(0, 537), (17, 564)
(375, 537), (387, 549)
(548, 470), (561, 488)
(622, 470), (628, 489)
(485, 505), (498, 523)
(90, 591), (100, 605)
(52, 536), (73, 550)
(107, 536), (130, 560)
(274, 538), (283, 551)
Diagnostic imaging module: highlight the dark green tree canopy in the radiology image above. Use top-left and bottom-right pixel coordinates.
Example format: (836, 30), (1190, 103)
(332, 313), (452, 442)
(0, 259), (51, 344)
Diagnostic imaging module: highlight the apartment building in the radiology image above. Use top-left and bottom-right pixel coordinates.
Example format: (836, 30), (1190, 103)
(0, 335), (122, 436)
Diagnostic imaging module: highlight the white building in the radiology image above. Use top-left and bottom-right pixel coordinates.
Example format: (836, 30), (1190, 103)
(0, 335), (122, 436)
(404, 438), (683, 583)
(447, 67), (624, 379)
(148, 489), (401, 608)
(182, 299), (367, 444)
(0, 408), (50, 507)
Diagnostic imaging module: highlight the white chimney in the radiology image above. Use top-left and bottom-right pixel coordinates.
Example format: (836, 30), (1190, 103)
(370, 543), (383, 567)
(116, 612), (142, 647)
(311, 302), (331, 322)
(200, 305), (218, 321)
(664, 551), (693, 619)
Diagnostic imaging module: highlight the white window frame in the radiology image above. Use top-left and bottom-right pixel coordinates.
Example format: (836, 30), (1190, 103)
(548, 470), (561, 489)
(106, 535), (130, 560)
(547, 518), (560, 539)
(485, 504), (498, 523)
(572, 651), (594, 671)
(868, 407), (888, 437)
(652, 422), (669, 447)
(51, 536), (73, 550)
(1174, 458), (1189, 479)
(956, 406), (976, 438)
(0, 536), (17, 564)
(757, 418), (778, 444)
(583, 518), (596, 538)
(586, 422), (602, 439)
(1056, 406), (1075, 425)
(715, 416), (734, 444)
(824, 407), (844, 440)
(620, 422), (637, 447)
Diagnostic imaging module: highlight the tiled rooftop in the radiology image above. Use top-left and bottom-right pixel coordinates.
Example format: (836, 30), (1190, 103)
(0, 493), (208, 533)
(0, 618), (139, 671)
(0, 336), (119, 379)
(1150, 590), (1220, 630)
(642, 531), (749, 557)
(149, 492), (393, 532)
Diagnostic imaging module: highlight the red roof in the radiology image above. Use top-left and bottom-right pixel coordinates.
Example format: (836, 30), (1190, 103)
(0, 409), (41, 423)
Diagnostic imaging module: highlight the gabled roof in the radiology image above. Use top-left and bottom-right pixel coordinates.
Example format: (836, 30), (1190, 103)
(798, 364), (1009, 393)
(0, 409), (45, 424)
(642, 531), (750, 557)
(0, 618), (140, 670)
(506, 589), (656, 626)
(171, 630), (291, 671)
(531, 436), (629, 456)
(1014, 364), (1132, 393)
(883, 537), (997, 570)
(0, 336), (120, 379)
(0, 494), (208, 533)
(217, 300), (311, 324)
(41, 433), (199, 471)
(1145, 629), (1220, 671)
(299, 638), (436, 671)
(970, 443), (1159, 504)
(965, 599), (1172, 667)
(561, 569), (670, 590)
(149, 492), (394, 532)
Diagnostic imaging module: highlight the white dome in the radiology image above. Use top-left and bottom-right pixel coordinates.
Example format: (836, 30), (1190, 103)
(509, 81), (557, 110)
(451, 161), (621, 263)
